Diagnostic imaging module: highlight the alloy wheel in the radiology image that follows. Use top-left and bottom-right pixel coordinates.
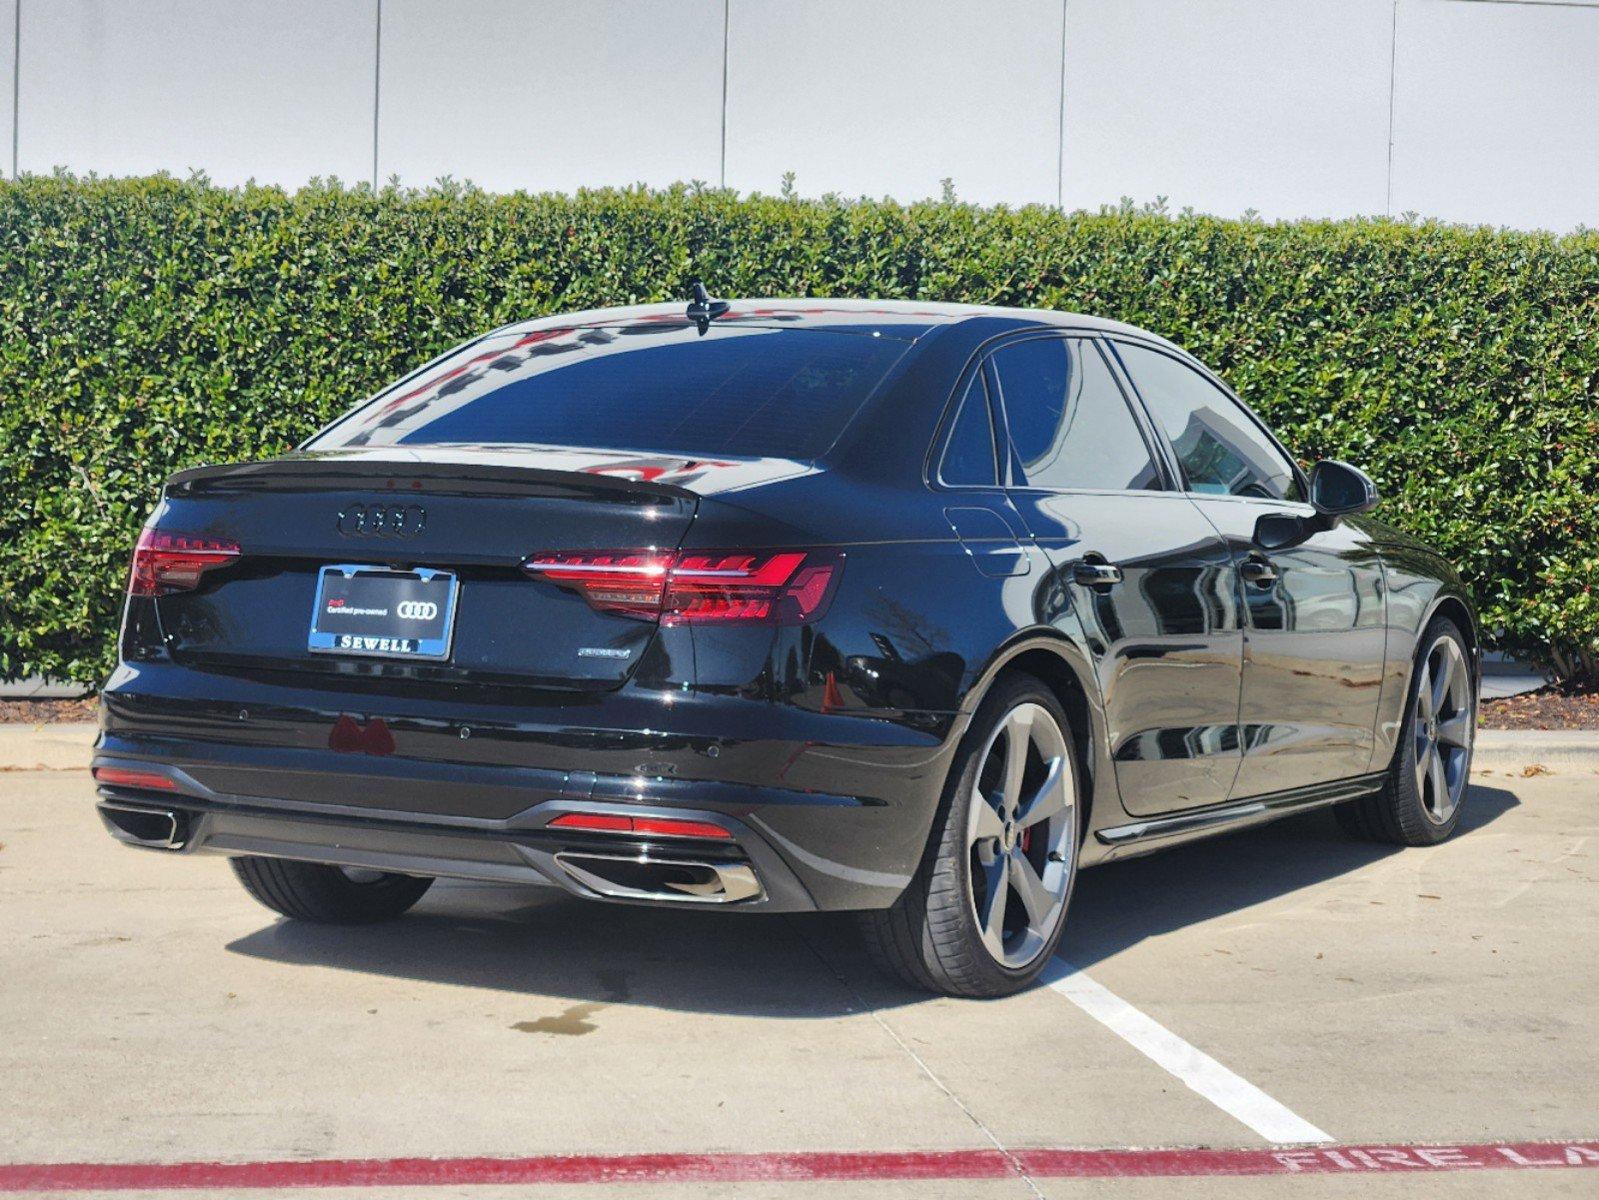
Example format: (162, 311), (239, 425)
(965, 702), (1076, 969)
(1412, 634), (1473, 824)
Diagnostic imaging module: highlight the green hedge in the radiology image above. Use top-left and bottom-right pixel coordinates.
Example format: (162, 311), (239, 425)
(2, 174), (1597, 686)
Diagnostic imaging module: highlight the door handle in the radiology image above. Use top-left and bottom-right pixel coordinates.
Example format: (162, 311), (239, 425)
(1072, 558), (1124, 589)
(1240, 556), (1279, 588)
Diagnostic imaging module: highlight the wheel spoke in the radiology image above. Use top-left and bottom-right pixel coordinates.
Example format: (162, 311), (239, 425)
(1000, 708), (1034, 812)
(1413, 733), (1432, 796)
(969, 782), (1006, 842)
(1008, 852), (1053, 926)
(1016, 755), (1068, 829)
(1414, 662), (1434, 720)
(1430, 651), (1452, 715)
(1436, 712), (1471, 749)
(1426, 744), (1450, 816)
(977, 857), (1008, 953)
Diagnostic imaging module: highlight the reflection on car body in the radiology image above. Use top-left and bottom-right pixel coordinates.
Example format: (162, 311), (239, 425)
(94, 296), (1479, 997)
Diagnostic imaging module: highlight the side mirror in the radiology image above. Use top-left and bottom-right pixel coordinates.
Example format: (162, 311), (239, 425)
(1255, 460), (1379, 550)
(1308, 459), (1379, 518)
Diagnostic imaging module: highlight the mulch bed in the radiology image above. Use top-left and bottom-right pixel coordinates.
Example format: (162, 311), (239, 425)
(1479, 683), (1599, 731)
(0, 696), (98, 724)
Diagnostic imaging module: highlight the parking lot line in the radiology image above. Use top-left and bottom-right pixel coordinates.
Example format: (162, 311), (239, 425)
(1043, 959), (1333, 1145)
(3, 1142), (1597, 1191)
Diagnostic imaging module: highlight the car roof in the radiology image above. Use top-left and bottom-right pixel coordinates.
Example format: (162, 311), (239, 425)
(497, 297), (1178, 350)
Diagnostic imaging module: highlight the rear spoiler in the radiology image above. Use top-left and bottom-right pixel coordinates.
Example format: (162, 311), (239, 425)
(165, 454), (698, 504)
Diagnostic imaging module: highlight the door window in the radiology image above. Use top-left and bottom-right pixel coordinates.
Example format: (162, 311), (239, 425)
(1113, 342), (1300, 501)
(938, 372), (998, 486)
(990, 337), (1160, 492)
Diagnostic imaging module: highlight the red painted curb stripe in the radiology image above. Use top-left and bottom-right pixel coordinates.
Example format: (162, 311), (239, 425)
(1, 1142), (1596, 1192)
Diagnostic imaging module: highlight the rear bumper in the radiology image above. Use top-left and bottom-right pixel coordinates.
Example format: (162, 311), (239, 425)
(94, 664), (960, 912)
(93, 758), (799, 909)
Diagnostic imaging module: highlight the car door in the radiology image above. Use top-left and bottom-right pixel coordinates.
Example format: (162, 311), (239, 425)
(1109, 339), (1387, 799)
(989, 332), (1244, 816)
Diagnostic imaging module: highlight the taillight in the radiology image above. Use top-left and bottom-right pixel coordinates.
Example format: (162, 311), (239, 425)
(525, 549), (842, 625)
(520, 551), (673, 620)
(129, 528), (241, 596)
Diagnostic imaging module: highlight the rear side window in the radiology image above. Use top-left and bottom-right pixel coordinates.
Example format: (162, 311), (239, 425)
(938, 373), (997, 486)
(1114, 342), (1300, 501)
(991, 336), (1161, 492)
(311, 323), (909, 461)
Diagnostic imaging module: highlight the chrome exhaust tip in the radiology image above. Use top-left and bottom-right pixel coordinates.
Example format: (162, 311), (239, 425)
(97, 801), (188, 850)
(554, 851), (762, 904)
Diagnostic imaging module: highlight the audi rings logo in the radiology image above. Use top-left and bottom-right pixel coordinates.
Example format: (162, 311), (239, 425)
(396, 601), (438, 621)
(336, 503), (426, 539)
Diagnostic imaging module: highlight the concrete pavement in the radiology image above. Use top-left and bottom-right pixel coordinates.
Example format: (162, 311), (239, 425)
(1, 760), (1595, 1198)
(0, 724), (97, 771)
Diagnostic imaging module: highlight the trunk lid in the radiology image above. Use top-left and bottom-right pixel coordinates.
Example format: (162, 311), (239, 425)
(147, 448), (702, 690)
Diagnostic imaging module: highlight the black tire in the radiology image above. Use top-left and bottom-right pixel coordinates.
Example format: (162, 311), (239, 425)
(1337, 616), (1475, 846)
(861, 674), (1080, 997)
(230, 856), (434, 923)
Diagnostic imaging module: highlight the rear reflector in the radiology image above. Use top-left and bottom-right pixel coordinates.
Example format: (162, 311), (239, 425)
(129, 528), (241, 596)
(632, 816), (735, 840)
(525, 549), (842, 625)
(548, 812), (634, 834)
(92, 766), (177, 791)
(548, 811), (734, 840)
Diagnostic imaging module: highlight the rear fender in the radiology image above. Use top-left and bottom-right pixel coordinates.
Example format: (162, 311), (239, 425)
(1372, 578), (1481, 771)
(957, 631), (1121, 865)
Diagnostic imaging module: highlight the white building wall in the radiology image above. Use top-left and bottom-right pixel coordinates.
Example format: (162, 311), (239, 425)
(16, 0), (373, 185)
(378, 0), (723, 194)
(1392, 0), (1599, 231)
(725, 0), (1064, 207)
(3, 0), (1595, 232)
(1, 0), (14, 178)
(1060, 0), (1395, 221)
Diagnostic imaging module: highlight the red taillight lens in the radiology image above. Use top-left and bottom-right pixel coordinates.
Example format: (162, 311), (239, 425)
(92, 766), (176, 791)
(548, 811), (733, 840)
(521, 551), (673, 619)
(129, 528), (241, 597)
(525, 549), (841, 626)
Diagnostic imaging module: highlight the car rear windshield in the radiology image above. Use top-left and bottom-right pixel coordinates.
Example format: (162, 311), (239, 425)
(311, 321), (910, 460)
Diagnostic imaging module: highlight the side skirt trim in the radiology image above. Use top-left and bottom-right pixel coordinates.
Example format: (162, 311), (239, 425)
(1096, 773), (1386, 847)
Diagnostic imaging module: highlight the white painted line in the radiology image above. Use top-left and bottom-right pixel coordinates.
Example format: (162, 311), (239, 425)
(1043, 958), (1333, 1145)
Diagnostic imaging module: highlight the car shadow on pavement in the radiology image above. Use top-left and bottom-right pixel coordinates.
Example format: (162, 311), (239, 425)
(227, 887), (880, 1018)
(1061, 782), (1521, 972)
(225, 783), (1519, 1015)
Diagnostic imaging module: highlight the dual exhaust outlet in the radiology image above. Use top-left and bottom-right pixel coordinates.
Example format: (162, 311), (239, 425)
(97, 801), (190, 850)
(554, 851), (762, 905)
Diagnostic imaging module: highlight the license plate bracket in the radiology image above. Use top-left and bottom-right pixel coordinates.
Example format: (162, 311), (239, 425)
(308, 565), (459, 661)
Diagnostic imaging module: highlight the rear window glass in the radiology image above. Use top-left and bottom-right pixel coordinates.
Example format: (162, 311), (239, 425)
(311, 322), (909, 460)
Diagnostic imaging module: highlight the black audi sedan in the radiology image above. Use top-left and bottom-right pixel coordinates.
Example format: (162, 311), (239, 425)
(94, 297), (1478, 996)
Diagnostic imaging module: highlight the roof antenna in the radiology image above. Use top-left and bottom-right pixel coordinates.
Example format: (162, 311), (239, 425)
(686, 280), (730, 335)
